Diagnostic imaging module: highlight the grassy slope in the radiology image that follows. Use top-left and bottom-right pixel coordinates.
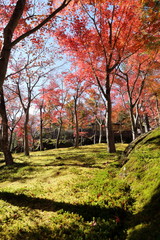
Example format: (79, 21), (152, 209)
(0, 127), (159, 240)
(120, 127), (160, 240)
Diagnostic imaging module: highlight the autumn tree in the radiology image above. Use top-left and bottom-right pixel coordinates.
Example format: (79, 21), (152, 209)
(55, 0), (150, 152)
(64, 100), (75, 142)
(5, 94), (23, 151)
(86, 88), (106, 143)
(137, 71), (160, 129)
(115, 51), (159, 140)
(34, 92), (45, 151)
(0, 0), (73, 164)
(141, 0), (160, 50)
(41, 78), (69, 148)
(29, 114), (40, 150)
(144, 62), (160, 127)
(0, 0), (73, 89)
(6, 44), (57, 156)
(64, 71), (90, 147)
(0, 89), (13, 164)
(112, 102), (131, 143)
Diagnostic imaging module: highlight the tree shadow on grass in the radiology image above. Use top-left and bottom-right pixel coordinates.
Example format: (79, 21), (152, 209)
(0, 161), (103, 184)
(127, 184), (160, 240)
(0, 159), (5, 163)
(0, 191), (130, 240)
(0, 191), (126, 221)
(53, 154), (97, 166)
(0, 162), (35, 183)
(143, 135), (160, 146)
(12, 222), (124, 240)
(42, 162), (103, 169)
(0, 162), (29, 169)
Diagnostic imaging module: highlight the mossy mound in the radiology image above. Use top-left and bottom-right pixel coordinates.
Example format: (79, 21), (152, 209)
(120, 127), (160, 239)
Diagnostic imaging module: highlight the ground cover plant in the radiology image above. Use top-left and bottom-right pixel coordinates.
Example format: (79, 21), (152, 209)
(121, 127), (160, 240)
(0, 127), (160, 239)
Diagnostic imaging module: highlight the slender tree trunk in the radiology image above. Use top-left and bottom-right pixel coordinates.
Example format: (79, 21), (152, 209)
(9, 128), (14, 151)
(93, 122), (97, 144)
(0, 125), (2, 151)
(143, 114), (150, 133)
(0, 89), (13, 165)
(74, 98), (79, 148)
(138, 116), (144, 134)
(98, 123), (102, 143)
(32, 137), (35, 150)
(80, 128), (83, 146)
(129, 106), (138, 140)
(56, 123), (62, 149)
(155, 94), (160, 126)
(40, 106), (44, 151)
(71, 111), (74, 144)
(119, 124), (124, 143)
(106, 90), (116, 153)
(105, 112), (108, 144)
(24, 111), (29, 156)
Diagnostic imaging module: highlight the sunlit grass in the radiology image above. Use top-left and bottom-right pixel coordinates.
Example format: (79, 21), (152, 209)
(0, 143), (128, 240)
(0, 131), (159, 240)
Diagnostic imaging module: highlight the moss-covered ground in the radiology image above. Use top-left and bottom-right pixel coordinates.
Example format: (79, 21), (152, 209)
(0, 127), (159, 239)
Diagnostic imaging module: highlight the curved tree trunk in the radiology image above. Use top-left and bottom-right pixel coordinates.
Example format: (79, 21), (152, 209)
(0, 89), (13, 165)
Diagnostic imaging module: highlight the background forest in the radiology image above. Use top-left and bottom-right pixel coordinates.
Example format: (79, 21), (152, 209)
(0, 0), (159, 165)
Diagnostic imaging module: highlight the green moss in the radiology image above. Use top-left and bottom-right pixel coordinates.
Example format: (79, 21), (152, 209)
(0, 129), (160, 240)
(120, 127), (160, 239)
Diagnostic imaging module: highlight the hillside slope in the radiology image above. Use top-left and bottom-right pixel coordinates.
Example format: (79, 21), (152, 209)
(121, 127), (160, 239)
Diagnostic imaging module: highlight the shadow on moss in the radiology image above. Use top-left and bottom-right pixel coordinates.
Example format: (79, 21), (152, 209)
(127, 184), (160, 240)
(143, 136), (160, 146)
(0, 191), (130, 240)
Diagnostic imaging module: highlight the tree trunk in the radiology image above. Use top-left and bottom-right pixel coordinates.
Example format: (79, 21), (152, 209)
(138, 116), (144, 134)
(40, 106), (44, 151)
(129, 106), (138, 140)
(9, 128), (14, 152)
(119, 123), (124, 143)
(105, 112), (108, 144)
(155, 94), (160, 126)
(74, 98), (79, 148)
(0, 125), (2, 150)
(24, 111), (29, 156)
(0, 89), (13, 165)
(93, 122), (97, 144)
(143, 114), (150, 133)
(98, 123), (102, 143)
(56, 123), (62, 149)
(0, 0), (26, 89)
(106, 92), (116, 153)
(80, 128), (83, 146)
